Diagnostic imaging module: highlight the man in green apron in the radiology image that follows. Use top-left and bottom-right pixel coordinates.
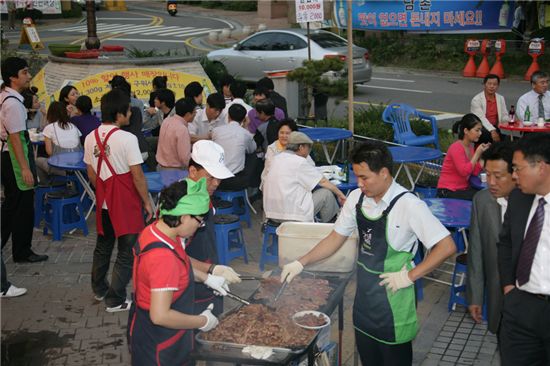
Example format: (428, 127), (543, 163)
(281, 141), (457, 365)
(1, 57), (48, 264)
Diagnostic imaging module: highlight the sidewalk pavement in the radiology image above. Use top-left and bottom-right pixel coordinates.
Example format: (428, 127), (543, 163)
(2, 198), (500, 366)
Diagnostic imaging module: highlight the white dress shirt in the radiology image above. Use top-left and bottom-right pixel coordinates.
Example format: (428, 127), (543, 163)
(516, 90), (550, 122)
(212, 121), (256, 174)
(334, 181), (450, 253)
(188, 108), (225, 137)
(517, 192), (550, 295)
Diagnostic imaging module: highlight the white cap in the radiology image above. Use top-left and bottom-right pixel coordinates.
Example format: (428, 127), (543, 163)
(191, 140), (234, 179)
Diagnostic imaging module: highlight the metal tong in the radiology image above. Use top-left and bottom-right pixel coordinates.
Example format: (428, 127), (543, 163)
(226, 291), (251, 306)
(271, 275), (289, 304)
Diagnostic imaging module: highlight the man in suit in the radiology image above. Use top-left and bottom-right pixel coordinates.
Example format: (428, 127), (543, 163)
(467, 142), (516, 335)
(498, 133), (550, 366)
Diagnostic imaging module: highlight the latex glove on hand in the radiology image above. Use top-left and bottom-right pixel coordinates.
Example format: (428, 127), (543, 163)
(280, 260), (304, 283)
(199, 303), (219, 332)
(204, 274), (229, 296)
(379, 265), (413, 293)
(213, 265), (241, 284)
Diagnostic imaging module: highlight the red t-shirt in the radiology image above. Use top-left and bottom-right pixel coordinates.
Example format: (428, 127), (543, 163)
(133, 223), (191, 310)
(485, 98), (498, 126)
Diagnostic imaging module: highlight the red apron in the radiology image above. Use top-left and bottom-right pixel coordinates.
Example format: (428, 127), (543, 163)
(94, 128), (144, 238)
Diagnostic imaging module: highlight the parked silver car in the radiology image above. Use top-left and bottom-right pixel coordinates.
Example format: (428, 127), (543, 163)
(207, 29), (372, 84)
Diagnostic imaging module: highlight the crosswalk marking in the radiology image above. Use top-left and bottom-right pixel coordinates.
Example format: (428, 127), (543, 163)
(51, 23), (214, 38)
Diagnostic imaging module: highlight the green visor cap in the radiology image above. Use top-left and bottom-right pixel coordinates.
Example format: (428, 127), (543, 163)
(159, 177), (210, 217)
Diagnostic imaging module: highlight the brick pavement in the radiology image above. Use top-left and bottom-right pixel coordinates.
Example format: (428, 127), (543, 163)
(1, 198), (501, 365)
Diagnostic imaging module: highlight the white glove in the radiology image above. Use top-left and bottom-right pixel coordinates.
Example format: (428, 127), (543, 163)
(213, 265), (241, 284)
(379, 265), (413, 293)
(280, 260), (304, 283)
(204, 274), (229, 296)
(199, 303), (219, 332)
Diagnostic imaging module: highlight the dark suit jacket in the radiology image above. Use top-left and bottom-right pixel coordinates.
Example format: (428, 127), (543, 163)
(497, 188), (536, 290)
(467, 189), (504, 333)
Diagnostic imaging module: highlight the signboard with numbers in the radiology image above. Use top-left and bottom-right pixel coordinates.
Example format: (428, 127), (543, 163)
(0, 0), (61, 14)
(45, 68), (216, 109)
(295, 0), (324, 23)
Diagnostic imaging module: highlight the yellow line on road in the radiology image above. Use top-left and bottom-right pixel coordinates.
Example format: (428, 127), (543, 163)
(183, 37), (212, 52)
(350, 100), (459, 116)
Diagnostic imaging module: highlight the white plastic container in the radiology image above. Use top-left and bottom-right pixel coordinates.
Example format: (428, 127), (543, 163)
(277, 222), (358, 272)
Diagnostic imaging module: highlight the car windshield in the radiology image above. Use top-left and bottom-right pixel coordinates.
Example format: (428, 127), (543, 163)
(310, 33), (347, 48)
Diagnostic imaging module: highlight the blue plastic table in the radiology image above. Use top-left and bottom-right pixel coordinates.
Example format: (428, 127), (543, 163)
(48, 151), (95, 219)
(300, 127), (353, 164)
(389, 146), (442, 191)
(424, 197), (471, 252)
(145, 170), (188, 213)
(469, 175), (487, 190)
(423, 198), (472, 286)
(145, 170), (188, 194)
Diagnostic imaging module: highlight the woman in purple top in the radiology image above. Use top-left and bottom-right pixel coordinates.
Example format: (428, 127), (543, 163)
(70, 95), (101, 145)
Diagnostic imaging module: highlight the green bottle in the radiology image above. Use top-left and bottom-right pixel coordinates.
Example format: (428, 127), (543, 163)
(342, 161), (349, 183)
(524, 105), (531, 123)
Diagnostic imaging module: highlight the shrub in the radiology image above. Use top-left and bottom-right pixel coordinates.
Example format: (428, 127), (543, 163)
(15, 8), (43, 21)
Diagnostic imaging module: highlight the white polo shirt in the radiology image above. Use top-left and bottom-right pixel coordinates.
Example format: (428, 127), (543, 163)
(263, 151), (322, 222)
(335, 181), (449, 253)
(0, 87), (27, 152)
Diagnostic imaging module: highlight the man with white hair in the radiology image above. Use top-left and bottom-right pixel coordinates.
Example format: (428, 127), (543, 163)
(263, 131), (346, 223)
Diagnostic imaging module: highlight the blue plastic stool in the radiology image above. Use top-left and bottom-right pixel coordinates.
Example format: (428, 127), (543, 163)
(413, 246), (424, 302)
(452, 228), (467, 253)
(213, 199), (233, 215)
(448, 253), (468, 311)
(214, 214), (248, 265)
(34, 183), (65, 228)
(260, 220), (280, 271)
(44, 190), (89, 241)
(213, 190), (251, 228)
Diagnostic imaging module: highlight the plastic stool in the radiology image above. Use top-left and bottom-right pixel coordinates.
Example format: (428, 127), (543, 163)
(213, 214), (248, 265)
(213, 190), (251, 228)
(44, 189), (89, 241)
(448, 253), (468, 311)
(259, 220), (280, 271)
(413, 246), (424, 302)
(213, 199), (233, 215)
(34, 183), (66, 228)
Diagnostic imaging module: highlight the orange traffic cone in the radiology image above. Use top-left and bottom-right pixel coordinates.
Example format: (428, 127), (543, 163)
(476, 55), (490, 78)
(463, 55), (477, 77)
(489, 54), (505, 79)
(525, 54), (540, 81)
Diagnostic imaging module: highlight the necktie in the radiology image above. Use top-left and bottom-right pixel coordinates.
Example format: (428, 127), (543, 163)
(516, 197), (546, 286)
(538, 94), (545, 119)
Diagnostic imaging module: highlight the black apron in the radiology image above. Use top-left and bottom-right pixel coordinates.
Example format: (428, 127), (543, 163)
(353, 192), (417, 345)
(185, 207), (223, 315)
(128, 241), (195, 366)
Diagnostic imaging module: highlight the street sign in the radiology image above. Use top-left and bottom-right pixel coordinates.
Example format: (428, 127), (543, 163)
(295, 0), (324, 23)
(18, 17), (43, 50)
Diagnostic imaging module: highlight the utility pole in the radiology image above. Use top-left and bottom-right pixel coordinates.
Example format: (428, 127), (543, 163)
(85, 0), (100, 49)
